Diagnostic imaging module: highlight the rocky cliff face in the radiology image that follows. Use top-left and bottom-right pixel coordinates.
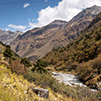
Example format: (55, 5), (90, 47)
(10, 5), (101, 61)
(0, 30), (22, 44)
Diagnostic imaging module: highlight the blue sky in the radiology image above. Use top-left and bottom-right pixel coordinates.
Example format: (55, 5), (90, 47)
(0, 0), (101, 32)
(0, 0), (60, 31)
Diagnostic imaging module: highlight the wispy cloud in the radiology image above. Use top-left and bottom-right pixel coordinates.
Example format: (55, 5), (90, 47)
(8, 24), (26, 31)
(23, 3), (30, 8)
(28, 19), (30, 21)
(45, 0), (48, 2)
(28, 22), (36, 28)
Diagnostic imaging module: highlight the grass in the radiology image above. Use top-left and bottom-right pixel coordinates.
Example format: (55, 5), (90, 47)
(0, 60), (69, 101)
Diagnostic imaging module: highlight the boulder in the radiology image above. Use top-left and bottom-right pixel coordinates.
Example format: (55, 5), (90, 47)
(33, 87), (49, 99)
(99, 97), (101, 100)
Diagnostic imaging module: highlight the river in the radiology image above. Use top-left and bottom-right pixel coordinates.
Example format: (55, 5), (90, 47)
(52, 72), (97, 91)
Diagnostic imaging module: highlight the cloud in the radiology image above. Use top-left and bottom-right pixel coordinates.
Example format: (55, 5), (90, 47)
(8, 24), (26, 30)
(28, 19), (30, 21)
(28, 22), (36, 28)
(32, 19), (34, 22)
(45, 0), (48, 2)
(28, 0), (101, 28)
(23, 3), (30, 8)
(5, 28), (9, 31)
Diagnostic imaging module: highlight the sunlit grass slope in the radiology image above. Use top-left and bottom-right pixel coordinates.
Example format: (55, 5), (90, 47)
(0, 60), (70, 101)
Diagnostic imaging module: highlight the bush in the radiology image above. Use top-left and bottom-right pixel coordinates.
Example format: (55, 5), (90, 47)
(31, 66), (47, 74)
(3, 48), (13, 58)
(21, 58), (32, 67)
(36, 59), (48, 67)
(9, 59), (26, 75)
(31, 59), (48, 73)
(11, 57), (16, 60)
(6, 45), (11, 49)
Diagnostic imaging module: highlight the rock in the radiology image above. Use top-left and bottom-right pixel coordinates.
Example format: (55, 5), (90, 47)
(0, 60), (9, 66)
(34, 99), (41, 101)
(33, 87), (49, 99)
(27, 85), (34, 91)
(98, 87), (101, 90)
(99, 97), (101, 100)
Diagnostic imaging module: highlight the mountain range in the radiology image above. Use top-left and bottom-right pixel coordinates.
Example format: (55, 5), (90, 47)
(9, 5), (101, 61)
(0, 29), (22, 44)
(0, 5), (101, 61)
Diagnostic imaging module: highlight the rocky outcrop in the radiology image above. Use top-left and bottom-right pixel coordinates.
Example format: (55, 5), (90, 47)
(27, 86), (49, 99)
(33, 87), (49, 99)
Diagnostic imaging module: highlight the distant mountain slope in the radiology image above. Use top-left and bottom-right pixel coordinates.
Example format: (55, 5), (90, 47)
(42, 12), (101, 89)
(0, 30), (22, 44)
(11, 5), (101, 61)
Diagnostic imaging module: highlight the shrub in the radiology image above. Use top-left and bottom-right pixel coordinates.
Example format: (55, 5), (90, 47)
(31, 66), (47, 74)
(9, 59), (26, 75)
(11, 57), (16, 60)
(36, 59), (48, 67)
(21, 58), (32, 67)
(3, 48), (13, 58)
(32, 59), (48, 73)
(6, 45), (11, 49)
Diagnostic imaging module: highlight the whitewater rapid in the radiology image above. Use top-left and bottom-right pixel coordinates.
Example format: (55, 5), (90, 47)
(52, 72), (87, 87)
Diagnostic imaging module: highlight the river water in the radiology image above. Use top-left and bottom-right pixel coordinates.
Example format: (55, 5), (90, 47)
(52, 72), (87, 87)
(52, 72), (98, 91)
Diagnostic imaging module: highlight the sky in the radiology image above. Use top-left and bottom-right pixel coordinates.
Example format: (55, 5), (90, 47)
(0, 0), (101, 32)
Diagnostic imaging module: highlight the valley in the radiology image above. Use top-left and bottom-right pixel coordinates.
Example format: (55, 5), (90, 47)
(10, 5), (101, 61)
(0, 4), (101, 101)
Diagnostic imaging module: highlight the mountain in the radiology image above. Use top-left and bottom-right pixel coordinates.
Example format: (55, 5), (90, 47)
(42, 12), (101, 89)
(0, 29), (22, 44)
(10, 5), (101, 61)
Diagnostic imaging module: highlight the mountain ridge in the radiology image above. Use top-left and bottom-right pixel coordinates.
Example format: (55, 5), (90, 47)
(0, 29), (22, 45)
(10, 5), (101, 61)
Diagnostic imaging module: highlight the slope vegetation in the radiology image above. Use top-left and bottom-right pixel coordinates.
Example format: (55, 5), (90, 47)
(43, 12), (101, 89)
(0, 42), (69, 101)
(0, 41), (100, 100)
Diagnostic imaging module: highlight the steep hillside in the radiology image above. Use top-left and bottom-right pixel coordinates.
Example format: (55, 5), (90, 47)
(0, 30), (22, 45)
(0, 42), (71, 101)
(0, 42), (98, 101)
(11, 5), (101, 61)
(3, 43), (101, 100)
(42, 12), (101, 89)
(0, 61), (68, 101)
